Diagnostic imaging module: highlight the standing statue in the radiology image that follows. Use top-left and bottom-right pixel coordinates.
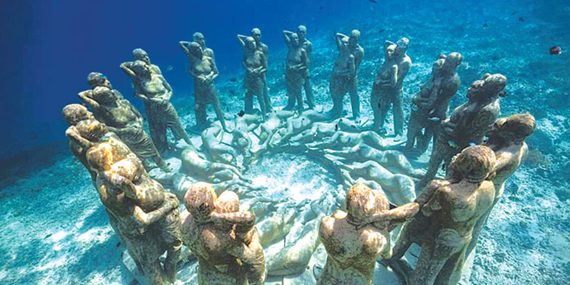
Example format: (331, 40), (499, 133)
(406, 52), (462, 153)
(329, 34), (356, 119)
(237, 36), (268, 118)
(283, 30), (310, 112)
(251, 28), (272, 111)
(79, 84), (171, 172)
(87, 141), (180, 285)
(317, 184), (419, 285)
(181, 183), (265, 285)
(180, 41), (227, 131)
(465, 113), (535, 261)
(297, 25), (315, 109)
(373, 38), (412, 137)
(121, 57), (192, 152)
(331, 30), (364, 119)
(418, 73), (506, 188)
(400, 146), (496, 285)
(87, 72), (124, 100)
(62, 104), (97, 180)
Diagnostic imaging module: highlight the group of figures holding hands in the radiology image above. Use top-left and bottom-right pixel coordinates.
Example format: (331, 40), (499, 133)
(61, 24), (537, 285)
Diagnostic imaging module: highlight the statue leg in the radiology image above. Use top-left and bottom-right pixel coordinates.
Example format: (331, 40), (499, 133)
(163, 102), (191, 145)
(405, 115), (422, 150)
(284, 74), (296, 110)
(262, 74), (273, 111)
(161, 211), (183, 282)
(418, 138), (450, 189)
(147, 105), (168, 153)
(393, 90), (404, 136)
(294, 86), (304, 113)
(371, 93), (382, 132)
(244, 89), (254, 114)
(194, 101), (207, 130)
(349, 77), (360, 119)
(329, 76), (344, 119)
(210, 92), (228, 131)
(304, 74), (315, 109)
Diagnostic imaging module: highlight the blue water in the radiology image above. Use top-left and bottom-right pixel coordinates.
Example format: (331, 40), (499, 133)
(1, 0), (569, 284)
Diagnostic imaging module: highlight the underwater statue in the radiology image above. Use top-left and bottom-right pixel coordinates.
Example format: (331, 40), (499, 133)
(180, 41), (227, 131)
(102, 155), (182, 282)
(283, 29), (310, 112)
(237, 36), (268, 118)
(394, 145), (496, 285)
(250, 28), (272, 111)
(62, 104), (97, 179)
(200, 123), (238, 165)
(317, 184), (419, 285)
(328, 34), (357, 119)
(87, 141), (180, 285)
(181, 183), (265, 285)
(418, 73), (506, 188)
(297, 25), (315, 109)
(372, 38), (412, 137)
(78, 84), (171, 171)
(180, 146), (246, 183)
(192, 32), (215, 61)
(330, 30), (364, 119)
(121, 57), (192, 152)
(406, 52), (462, 154)
(465, 113), (536, 264)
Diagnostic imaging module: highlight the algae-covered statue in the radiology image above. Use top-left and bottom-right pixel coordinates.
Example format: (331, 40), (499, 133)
(246, 28), (272, 111)
(397, 145), (496, 285)
(330, 30), (364, 119)
(297, 25), (315, 109)
(406, 52), (462, 153)
(465, 113), (535, 261)
(180, 41), (227, 131)
(121, 56), (192, 152)
(87, 141), (180, 284)
(181, 183), (265, 285)
(237, 36), (268, 119)
(317, 184), (419, 285)
(329, 34), (357, 119)
(62, 104), (97, 179)
(79, 84), (170, 171)
(418, 73), (506, 188)
(372, 38), (412, 137)
(283, 30), (310, 112)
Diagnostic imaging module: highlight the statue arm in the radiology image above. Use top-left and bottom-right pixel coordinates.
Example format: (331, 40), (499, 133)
(237, 34), (247, 49)
(133, 194), (179, 225)
(120, 62), (136, 79)
(160, 77), (173, 101)
(242, 57), (255, 74)
(258, 53), (268, 74)
(211, 211), (256, 231)
(415, 180), (442, 205)
(66, 126), (95, 149)
(283, 30), (293, 47)
(179, 41), (191, 56)
(347, 55), (356, 76)
(335, 33), (347, 50)
(78, 90), (100, 109)
(209, 58), (219, 81)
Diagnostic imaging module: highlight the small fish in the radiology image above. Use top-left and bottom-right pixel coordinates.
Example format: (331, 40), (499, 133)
(229, 90), (236, 95)
(238, 110), (245, 117)
(511, 11), (517, 15)
(483, 23), (489, 28)
(370, 0), (377, 3)
(116, 242), (121, 247)
(335, 124), (339, 131)
(378, 28), (385, 33)
(166, 65), (174, 71)
(466, 21), (473, 25)
(550, 46), (562, 55)
(229, 78), (237, 82)
(319, 6), (324, 10)
(518, 16), (525, 22)
(315, 28), (319, 33)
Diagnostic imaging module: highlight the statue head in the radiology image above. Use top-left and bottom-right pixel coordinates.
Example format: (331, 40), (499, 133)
(432, 57), (446, 76)
(133, 48), (150, 64)
(188, 42), (203, 59)
(340, 37), (350, 52)
(290, 33), (300, 47)
(449, 145), (496, 183)
(346, 184), (376, 224)
(131, 60), (152, 78)
(245, 36), (257, 51)
(62, 104), (94, 125)
(215, 191), (240, 214)
(251, 28), (262, 43)
(87, 142), (122, 172)
(184, 182), (217, 220)
(193, 32), (206, 47)
(384, 41), (397, 60)
(442, 52), (462, 73)
(87, 72), (112, 89)
(467, 73), (507, 102)
(76, 119), (108, 142)
(92, 86), (117, 105)
(297, 25), (307, 41)
(349, 29), (360, 47)
(395, 37), (410, 56)
(374, 190), (390, 212)
(488, 113), (536, 143)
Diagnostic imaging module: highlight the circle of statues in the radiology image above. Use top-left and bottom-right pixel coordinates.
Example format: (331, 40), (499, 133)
(63, 25), (536, 285)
